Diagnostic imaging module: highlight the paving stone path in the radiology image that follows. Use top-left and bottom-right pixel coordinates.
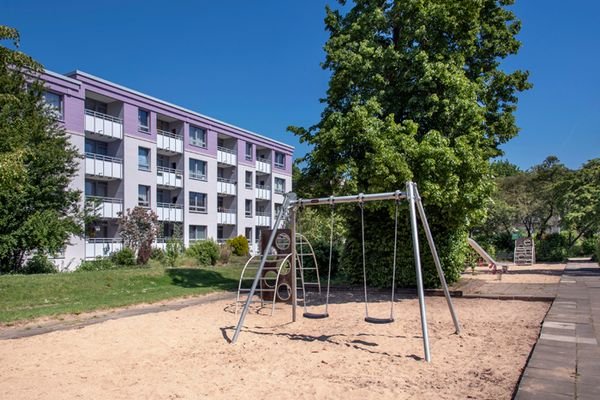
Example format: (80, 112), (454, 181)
(515, 261), (600, 400)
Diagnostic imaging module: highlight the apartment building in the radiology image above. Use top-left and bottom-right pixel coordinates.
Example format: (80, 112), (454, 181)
(41, 70), (293, 268)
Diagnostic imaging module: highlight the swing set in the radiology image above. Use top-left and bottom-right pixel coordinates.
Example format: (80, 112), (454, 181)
(232, 182), (461, 362)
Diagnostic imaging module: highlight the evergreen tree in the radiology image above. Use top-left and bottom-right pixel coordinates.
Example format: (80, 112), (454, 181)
(290, 1), (531, 286)
(0, 26), (81, 273)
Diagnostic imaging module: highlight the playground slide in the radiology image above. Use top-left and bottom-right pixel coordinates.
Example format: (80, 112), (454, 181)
(467, 238), (507, 271)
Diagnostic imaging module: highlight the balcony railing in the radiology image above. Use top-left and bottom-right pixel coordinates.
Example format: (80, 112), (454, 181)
(85, 238), (123, 259)
(255, 184), (271, 190)
(217, 146), (236, 154)
(217, 208), (236, 225)
(85, 152), (123, 179)
(157, 166), (183, 188)
(157, 202), (183, 222)
(255, 159), (271, 174)
(217, 146), (237, 165)
(217, 177), (236, 196)
(157, 129), (183, 153)
(85, 196), (123, 219)
(84, 109), (123, 140)
(256, 211), (271, 217)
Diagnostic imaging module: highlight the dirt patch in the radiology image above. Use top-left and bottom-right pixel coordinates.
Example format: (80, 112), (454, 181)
(0, 296), (548, 399)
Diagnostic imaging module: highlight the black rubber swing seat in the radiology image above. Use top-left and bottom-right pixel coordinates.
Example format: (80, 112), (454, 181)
(303, 312), (329, 319)
(364, 316), (394, 324)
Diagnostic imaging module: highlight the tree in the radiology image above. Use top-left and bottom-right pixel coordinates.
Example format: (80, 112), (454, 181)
(289, 1), (530, 287)
(118, 207), (159, 265)
(0, 26), (81, 273)
(560, 159), (600, 246)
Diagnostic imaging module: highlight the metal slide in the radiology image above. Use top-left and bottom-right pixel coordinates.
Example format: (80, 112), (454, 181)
(467, 238), (508, 272)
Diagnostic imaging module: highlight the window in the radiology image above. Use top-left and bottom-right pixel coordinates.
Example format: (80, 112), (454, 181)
(245, 227), (252, 242)
(85, 98), (108, 114)
(189, 192), (207, 213)
(138, 109), (150, 132)
(138, 185), (150, 207)
(190, 125), (207, 148)
(245, 171), (253, 189)
(274, 152), (285, 169)
(275, 203), (283, 217)
(138, 147), (150, 171)
(43, 91), (63, 120)
(245, 200), (252, 218)
(217, 225), (224, 241)
(189, 225), (207, 242)
(189, 159), (207, 180)
(274, 178), (285, 194)
(245, 143), (253, 160)
(85, 139), (107, 156)
(85, 181), (107, 197)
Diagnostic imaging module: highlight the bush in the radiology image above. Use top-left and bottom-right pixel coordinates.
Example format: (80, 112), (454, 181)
(165, 238), (184, 268)
(536, 233), (568, 262)
(299, 238), (342, 281)
(581, 237), (597, 257)
(150, 248), (165, 262)
(22, 254), (57, 274)
(219, 243), (232, 264)
(186, 239), (220, 266)
(226, 235), (249, 256)
(78, 258), (117, 272)
(110, 247), (136, 266)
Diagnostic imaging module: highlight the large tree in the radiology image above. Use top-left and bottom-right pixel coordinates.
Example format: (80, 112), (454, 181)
(0, 26), (81, 273)
(290, 1), (530, 286)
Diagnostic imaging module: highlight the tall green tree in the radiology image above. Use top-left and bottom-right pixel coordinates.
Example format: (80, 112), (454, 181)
(290, 1), (530, 286)
(0, 26), (81, 273)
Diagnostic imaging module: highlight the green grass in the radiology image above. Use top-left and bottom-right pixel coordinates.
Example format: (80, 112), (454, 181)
(0, 262), (245, 324)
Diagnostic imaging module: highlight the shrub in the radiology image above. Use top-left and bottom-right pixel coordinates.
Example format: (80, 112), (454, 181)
(219, 243), (232, 264)
(78, 258), (117, 272)
(226, 235), (249, 256)
(186, 239), (219, 266)
(300, 238), (342, 281)
(581, 237), (597, 257)
(22, 254), (57, 274)
(110, 247), (136, 266)
(536, 233), (568, 262)
(165, 238), (184, 268)
(150, 248), (165, 262)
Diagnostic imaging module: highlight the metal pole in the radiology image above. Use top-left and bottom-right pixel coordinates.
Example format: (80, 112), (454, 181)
(414, 185), (462, 334)
(290, 205), (297, 322)
(231, 193), (296, 344)
(292, 191), (406, 207)
(407, 181), (431, 362)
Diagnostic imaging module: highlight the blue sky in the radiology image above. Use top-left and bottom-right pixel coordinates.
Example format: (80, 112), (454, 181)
(3, 0), (599, 170)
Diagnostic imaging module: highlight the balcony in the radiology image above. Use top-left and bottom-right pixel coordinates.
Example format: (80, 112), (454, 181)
(217, 177), (236, 196)
(255, 185), (271, 200)
(256, 159), (271, 174)
(256, 212), (271, 227)
(157, 166), (183, 188)
(157, 203), (183, 222)
(217, 146), (237, 166)
(85, 238), (122, 259)
(157, 129), (183, 154)
(84, 110), (123, 140)
(85, 196), (123, 219)
(217, 208), (236, 225)
(85, 153), (123, 180)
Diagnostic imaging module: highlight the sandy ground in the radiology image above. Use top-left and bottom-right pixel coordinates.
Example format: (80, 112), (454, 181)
(0, 295), (549, 400)
(460, 263), (565, 284)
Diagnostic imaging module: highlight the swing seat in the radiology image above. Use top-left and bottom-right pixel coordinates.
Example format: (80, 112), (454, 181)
(303, 312), (329, 319)
(364, 316), (394, 324)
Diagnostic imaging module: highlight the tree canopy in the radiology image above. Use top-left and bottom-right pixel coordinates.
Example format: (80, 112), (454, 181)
(0, 26), (81, 273)
(291, 0), (530, 286)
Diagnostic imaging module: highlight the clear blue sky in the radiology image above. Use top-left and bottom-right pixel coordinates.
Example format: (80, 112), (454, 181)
(3, 0), (599, 170)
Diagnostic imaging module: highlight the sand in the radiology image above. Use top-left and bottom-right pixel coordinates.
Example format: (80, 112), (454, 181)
(0, 295), (549, 400)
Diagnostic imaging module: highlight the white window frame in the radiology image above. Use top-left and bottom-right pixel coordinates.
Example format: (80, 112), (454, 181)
(189, 158), (207, 181)
(138, 185), (150, 207)
(274, 178), (285, 194)
(138, 109), (150, 133)
(190, 125), (207, 148)
(189, 192), (207, 213)
(138, 147), (151, 171)
(43, 91), (63, 120)
(274, 152), (285, 169)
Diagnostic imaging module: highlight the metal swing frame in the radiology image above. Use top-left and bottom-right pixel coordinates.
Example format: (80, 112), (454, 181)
(231, 181), (461, 362)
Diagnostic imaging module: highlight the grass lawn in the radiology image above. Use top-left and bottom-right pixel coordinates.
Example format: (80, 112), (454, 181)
(0, 260), (245, 324)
